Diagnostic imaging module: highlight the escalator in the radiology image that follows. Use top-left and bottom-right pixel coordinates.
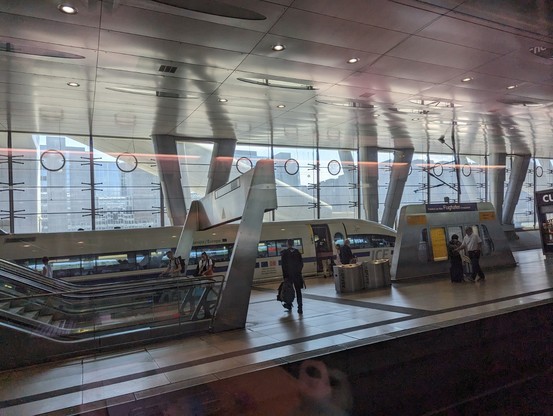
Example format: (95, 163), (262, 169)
(0, 258), (224, 371)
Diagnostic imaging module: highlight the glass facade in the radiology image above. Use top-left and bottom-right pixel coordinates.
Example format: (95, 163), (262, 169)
(0, 131), (548, 233)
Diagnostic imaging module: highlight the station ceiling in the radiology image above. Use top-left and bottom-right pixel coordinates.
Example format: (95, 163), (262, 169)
(1, 0), (553, 157)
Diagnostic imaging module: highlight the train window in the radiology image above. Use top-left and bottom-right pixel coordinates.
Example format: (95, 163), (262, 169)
(348, 235), (371, 249)
(154, 249), (172, 268)
(96, 253), (133, 274)
(136, 252), (151, 269)
(16, 259), (36, 272)
(82, 255), (95, 275)
(347, 234), (394, 249)
(189, 244), (233, 265)
(371, 234), (395, 247)
(49, 256), (82, 278)
(258, 242), (273, 258)
(333, 232), (344, 246)
(273, 238), (303, 254)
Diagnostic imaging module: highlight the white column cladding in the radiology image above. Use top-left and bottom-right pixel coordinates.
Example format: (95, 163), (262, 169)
(206, 139), (237, 194)
(152, 134), (187, 226)
(489, 152), (507, 223)
(359, 146), (379, 222)
(381, 149), (414, 228)
(502, 154), (531, 227)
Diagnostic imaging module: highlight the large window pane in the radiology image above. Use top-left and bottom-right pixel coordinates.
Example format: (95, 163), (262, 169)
(0, 132), (9, 232)
(272, 146), (316, 220)
(93, 137), (166, 230)
(178, 141), (213, 201)
(11, 133), (92, 233)
(319, 149), (357, 219)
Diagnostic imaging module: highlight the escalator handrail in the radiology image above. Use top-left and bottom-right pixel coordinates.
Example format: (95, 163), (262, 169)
(0, 276), (221, 303)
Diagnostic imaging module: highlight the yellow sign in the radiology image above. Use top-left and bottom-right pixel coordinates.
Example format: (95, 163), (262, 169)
(407, 215), (427, 225)
(430, 227), (448, 261)
(479, 211), (496, 221)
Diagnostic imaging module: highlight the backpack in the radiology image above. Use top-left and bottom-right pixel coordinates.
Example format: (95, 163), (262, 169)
(277, 280), (295, 305)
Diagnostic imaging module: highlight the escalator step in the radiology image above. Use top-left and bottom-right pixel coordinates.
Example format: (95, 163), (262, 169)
(37, 315), (53, 324)
(22, 311), (39, 319)
(8, 307), (23, 314)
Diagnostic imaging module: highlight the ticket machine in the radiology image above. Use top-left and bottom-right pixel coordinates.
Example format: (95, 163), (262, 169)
(391, 202), (516, 281)
(535, 189), (553, 255)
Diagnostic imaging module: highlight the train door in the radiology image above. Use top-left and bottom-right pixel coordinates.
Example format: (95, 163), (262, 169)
(310, 224), (333, 274)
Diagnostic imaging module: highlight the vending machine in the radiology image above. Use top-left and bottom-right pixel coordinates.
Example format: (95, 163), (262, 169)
(535, 189), (553, 254)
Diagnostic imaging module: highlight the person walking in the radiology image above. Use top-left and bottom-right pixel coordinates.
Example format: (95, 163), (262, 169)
(339, 239), (355, 265)
(455, 226), (485, 282)
(280, 239), (305, 314)
(41, 256), (53, 278)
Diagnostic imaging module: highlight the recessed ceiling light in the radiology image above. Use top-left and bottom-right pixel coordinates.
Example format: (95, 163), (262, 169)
(408, 99), (461, 108)
(272, 44), (285, 51)
(238, 77), (317, 90)
(0, 42), (85, 59)
(461, 77), (473, 82)
(276, 104), (286, 108)
(316, 99), (374, 109)
(106, 86), (198, 99)
(506, 84), (518, 90)
(347, 57), (360, 64)
(390, 107), (430, 114)
(218, 98), (228, 102)
(67, 81), (80, 87)
(57, 3), (78, 14)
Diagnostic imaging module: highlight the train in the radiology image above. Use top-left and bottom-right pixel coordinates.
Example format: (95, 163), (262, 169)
(0, 218), (396, 284)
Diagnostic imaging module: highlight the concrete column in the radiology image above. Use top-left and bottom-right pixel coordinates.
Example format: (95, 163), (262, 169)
(359, 146), (379, 222)
(489, 152), (506, 223)
(381, 148), (414, 228)
(206, 139), (237, 194)
(151, 134), (187, 226)
(502, 154), (531, 227)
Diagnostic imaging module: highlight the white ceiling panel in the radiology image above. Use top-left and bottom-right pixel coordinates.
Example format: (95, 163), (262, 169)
(98, 32), (247, 70)
(292, 0), (439, 33)
(250, 34), (381, 70)
(388, 36), (501, 70)
(0, 0), (552, 156)
(270, 8), (409, 54)
(236, 55), (354, 84)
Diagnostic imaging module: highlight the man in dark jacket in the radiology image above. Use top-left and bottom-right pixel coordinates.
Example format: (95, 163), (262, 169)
(281, 239), (304, 314)
(447, 234), (463, 282)
(339, 239), (355, 264)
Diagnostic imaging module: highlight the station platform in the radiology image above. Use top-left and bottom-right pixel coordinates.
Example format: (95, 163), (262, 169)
(1, 249), (552, 415)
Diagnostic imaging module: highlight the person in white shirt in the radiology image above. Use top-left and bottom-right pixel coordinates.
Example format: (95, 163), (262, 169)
(455, 226), (485, 282)
(159, 250), (181, 277)
(197, 252), (214, 276)
(41, 256), (53, 278)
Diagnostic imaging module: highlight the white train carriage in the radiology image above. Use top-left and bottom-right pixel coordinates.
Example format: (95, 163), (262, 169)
(0, 219), (395, 284)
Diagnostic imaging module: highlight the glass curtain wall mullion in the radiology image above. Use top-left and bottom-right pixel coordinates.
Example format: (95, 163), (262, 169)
(89, 134), (96, 230)
(0, 132), (12, 233)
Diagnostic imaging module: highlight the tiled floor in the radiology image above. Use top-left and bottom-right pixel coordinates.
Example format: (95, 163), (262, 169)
(1, 249), (552, 415)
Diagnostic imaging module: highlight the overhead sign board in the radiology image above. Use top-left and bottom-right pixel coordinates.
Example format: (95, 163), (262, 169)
(425, 203), (477, 213)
